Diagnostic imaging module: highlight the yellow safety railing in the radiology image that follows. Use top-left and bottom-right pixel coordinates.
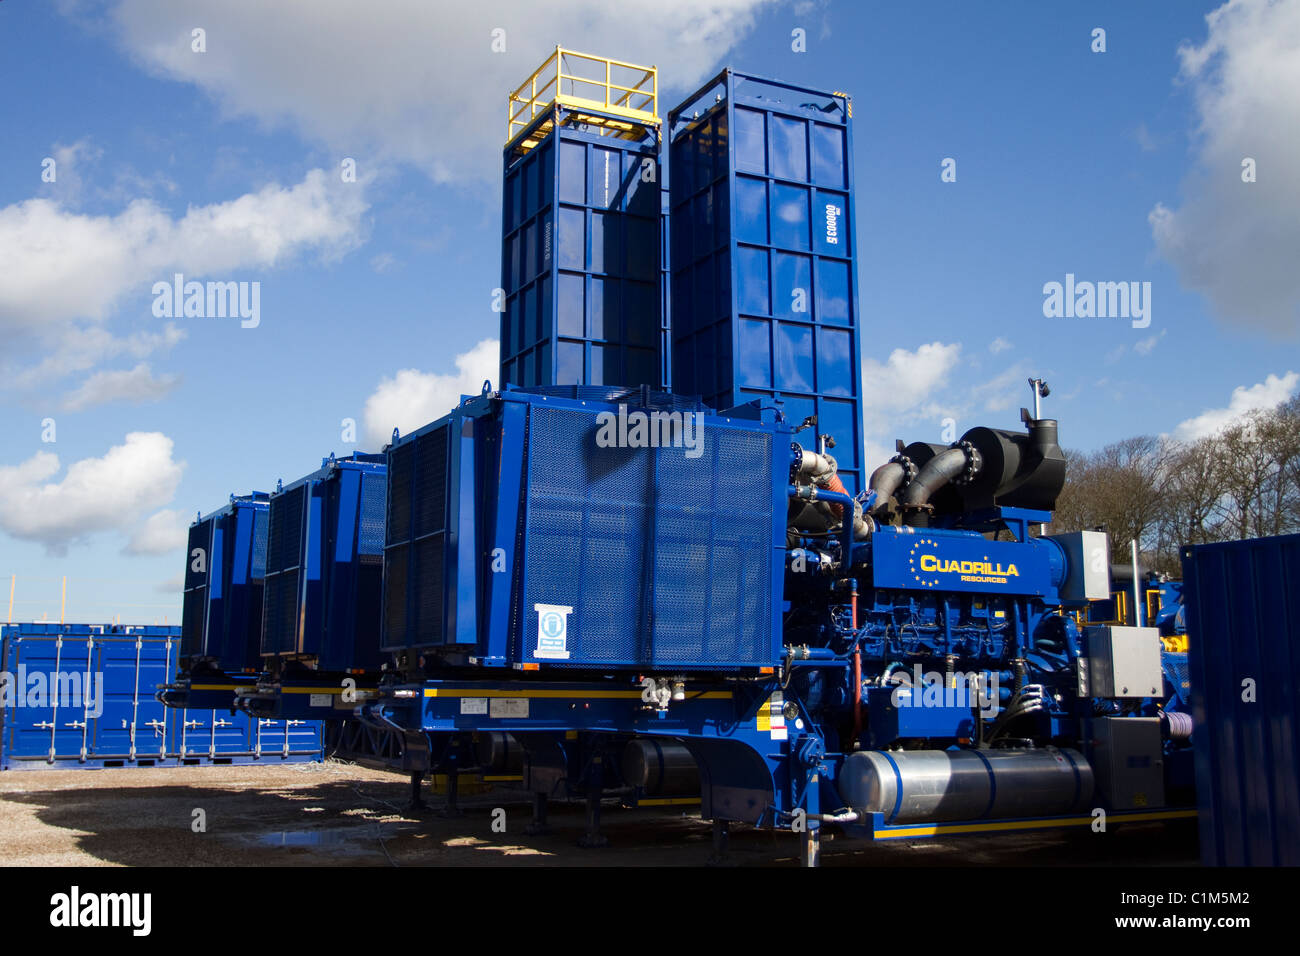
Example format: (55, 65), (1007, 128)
(508, 47), (658, 149)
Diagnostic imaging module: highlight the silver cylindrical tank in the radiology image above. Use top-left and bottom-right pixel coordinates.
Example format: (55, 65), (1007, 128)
(840, 748), (1094, 824)
(622, 738), (700, 796)
(475, 732), (525, 774)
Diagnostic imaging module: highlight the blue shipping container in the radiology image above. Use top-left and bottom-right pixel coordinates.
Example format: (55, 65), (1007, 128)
(501, 51), (663, 391)
(181, 492), (268, 672)
(1, 623), (320, 769)
(669, 70), (864, 492)
(1182, 534), (1300, 865)
(261, 454), (387, 672)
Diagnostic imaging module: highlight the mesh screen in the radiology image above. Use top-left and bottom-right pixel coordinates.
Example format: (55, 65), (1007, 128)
(520, 403), (775, 667)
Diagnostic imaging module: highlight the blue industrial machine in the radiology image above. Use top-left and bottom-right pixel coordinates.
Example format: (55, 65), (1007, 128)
(235, 453), (387, 719)
(172, 50), (1196, 862)
(500, 49), (663, 391)
(163, 492), (268, 710)
(2, 623), (320, 769)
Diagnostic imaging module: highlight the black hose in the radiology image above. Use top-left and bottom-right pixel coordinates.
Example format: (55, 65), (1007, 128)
(900, 447), (969, 507)
(868, 461), (906, 506)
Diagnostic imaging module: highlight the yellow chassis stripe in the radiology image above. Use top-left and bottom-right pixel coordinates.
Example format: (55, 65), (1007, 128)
(877, 808), (1198, 839)
(635, 797), (702, 806)
(423, 688), (732, 700)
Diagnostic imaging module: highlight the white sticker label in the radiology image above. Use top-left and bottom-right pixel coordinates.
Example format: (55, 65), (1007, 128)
(309, 694), (333, 708)
(489, 698), (529, 719)
(769, 691), (788, 741)
(460, 698), (488, 715)
(533, 603), (573, 660)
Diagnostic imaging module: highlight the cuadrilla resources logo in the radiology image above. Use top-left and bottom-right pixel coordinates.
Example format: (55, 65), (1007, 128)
(907, 537), (1020, 588)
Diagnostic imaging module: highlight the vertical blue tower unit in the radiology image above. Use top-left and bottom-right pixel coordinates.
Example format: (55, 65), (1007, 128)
(668, 70), (864, 492)
(260, 453), (388, 674)
(500, 48), (664, 391)
(181, 492), (268, 672)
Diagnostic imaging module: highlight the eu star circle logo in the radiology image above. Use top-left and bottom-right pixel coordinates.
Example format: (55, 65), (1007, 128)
(907, 537), (942, 588)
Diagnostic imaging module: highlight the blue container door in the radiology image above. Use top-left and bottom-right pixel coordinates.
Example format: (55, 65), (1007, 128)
(90, 635), (176, 761)
(2, 635), (97, 763)
(251, 717), (320, 757)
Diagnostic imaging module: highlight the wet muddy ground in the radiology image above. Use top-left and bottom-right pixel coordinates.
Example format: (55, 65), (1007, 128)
(0, 760), (1198, 867)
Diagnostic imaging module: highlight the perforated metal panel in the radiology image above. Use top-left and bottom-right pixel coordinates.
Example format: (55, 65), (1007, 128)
(181, 519), (211, 660)
(520, 402), (776, 667)
(262, 484), (306, 655)
(358, 472), (387, 555)
(383, 424), (449, 651)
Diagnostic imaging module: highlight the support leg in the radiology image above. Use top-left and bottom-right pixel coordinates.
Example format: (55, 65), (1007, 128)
(577, 756), (608, 848)
(801, 823), (821, 868)
(708, 819), (730, 865)
(524, 792), (550, 836)
(406, 771), (426, 812)
(440, 759), (463, 818)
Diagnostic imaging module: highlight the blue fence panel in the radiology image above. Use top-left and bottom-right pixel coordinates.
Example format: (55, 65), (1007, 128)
(1182, 534), (1300, 866)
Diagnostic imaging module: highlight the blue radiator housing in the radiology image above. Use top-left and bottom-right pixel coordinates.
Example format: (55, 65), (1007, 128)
(668, 70), (864, 493)
(383, 385), (788, 670)
(501, 104), (662, 390)
(261, 453), (387, 672)
(181, 492), (268, 672)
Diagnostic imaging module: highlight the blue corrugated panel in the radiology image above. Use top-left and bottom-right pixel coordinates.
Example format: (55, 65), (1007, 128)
(668, 70), (864, 492)
(500, 106), (662, 390)
(382, 386), (787, 670)
(0, 624), (320, 769)
(261, 454), (387, 672)
(181, 493), (268, 672)
(1182, 534), (1300, 865)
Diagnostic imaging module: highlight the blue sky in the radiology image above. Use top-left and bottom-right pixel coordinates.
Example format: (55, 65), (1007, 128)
(1, 0), (1297, 623)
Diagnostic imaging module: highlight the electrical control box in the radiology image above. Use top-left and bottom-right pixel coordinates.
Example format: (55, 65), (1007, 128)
(1048, 530), (1111, 601)
(1081, 625), (1164, 698)
(1088, 716), (1165, 810)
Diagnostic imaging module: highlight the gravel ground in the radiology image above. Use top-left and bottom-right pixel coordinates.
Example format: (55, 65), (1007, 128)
(0, 761), (1199, 867)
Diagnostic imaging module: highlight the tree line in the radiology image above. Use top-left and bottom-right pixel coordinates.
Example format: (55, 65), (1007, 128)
(1049, 396), (1300, 576)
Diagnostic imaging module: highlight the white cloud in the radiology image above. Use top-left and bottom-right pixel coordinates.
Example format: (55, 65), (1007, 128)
(0, 433), (185, 554)
(1149, 0), (1300, 334)
(1134, 330), (1167, 356)
(860, 341), (964, 471)
(0, 169), (368, 337)
(61, 362), (180, 411)
(126, 508), (190, 556)
(94, 0), (775, 186)
(9, 323), (186, 387)
(363, 339), (500, 446)
(1173, 371), (1299, 441)
(861, 342), (963, 418)
(989, 337), (1012, 354)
